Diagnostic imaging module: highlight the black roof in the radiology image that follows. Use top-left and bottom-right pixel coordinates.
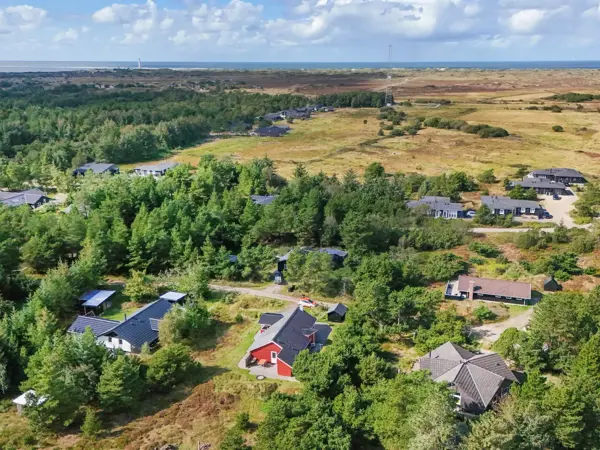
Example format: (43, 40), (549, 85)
(73, 163), (118, 175)
(104, 299), (173, 349)
(249, 308), (316, 366)
(68, 316), (120, 336)
(255, 126), (287, 137)
(327, 303), (348, 316)
(259, 313), (284, 326)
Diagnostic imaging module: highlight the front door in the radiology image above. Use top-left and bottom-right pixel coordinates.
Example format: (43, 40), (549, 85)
(270, 351), (278, 364)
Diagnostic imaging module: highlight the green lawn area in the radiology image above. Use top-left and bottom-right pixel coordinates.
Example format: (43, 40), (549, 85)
(100, 289), (141, 321)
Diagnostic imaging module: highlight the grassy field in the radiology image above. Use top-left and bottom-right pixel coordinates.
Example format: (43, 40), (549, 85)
(148, 101), (600, 180)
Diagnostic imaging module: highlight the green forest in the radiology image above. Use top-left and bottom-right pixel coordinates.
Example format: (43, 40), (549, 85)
(0, 153), (599, 449)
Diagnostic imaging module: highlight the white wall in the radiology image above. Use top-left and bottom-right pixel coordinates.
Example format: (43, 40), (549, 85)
(97, 335), (132, 353)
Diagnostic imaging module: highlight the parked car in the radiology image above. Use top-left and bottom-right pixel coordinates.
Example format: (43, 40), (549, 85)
(298, 297), (317, 308)
(543, 211), (553, 219)
(552, 194), (561, 200)
(465, 210), (476, 218)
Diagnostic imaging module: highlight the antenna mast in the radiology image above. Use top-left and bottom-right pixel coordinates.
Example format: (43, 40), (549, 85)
(385, 45), (393, 106)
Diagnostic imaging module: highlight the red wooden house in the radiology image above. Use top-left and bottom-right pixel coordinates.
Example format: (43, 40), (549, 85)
(248, 308), (318, 377)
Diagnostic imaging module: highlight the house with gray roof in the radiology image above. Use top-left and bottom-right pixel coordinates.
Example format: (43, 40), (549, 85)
(251, 195), (278, 206)
(73, 163), (119, 176)
(481, 196), (542, 218)
(263, 112), (283, 122)
(418, 342), (518, 414)
(277, 247), (348, 272)
(246, 308), (331, 377)
(446, 275), (532, 304)
(253, 126), (288, 137)
(529, 168), (585, 184)
(0, 189), (50, 209)
(67, 298), (174, 353)
(134, 162), (179, 177)
(99, 299), (174, 353)
(509, 178), (567, 195)
(407, 196), (464, 219)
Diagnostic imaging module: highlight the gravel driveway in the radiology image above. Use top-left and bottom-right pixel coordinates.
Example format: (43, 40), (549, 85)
(539, 191), (591, 229)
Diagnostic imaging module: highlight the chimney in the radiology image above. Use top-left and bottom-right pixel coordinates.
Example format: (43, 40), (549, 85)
(123, 313), (127, 321)
(298, 304), (304, 312)
(468, 281), (475, 301)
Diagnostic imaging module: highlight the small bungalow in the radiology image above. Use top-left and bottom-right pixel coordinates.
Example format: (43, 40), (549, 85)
(481, 196), (542, 218)
(529, 168), (585, 185)
(99, 299), (173, 353)
(73, 163), (119, 176)
(253, 126), (288, 137)
(263, 112), (283, 122)
(79, 290), (116, 314)
(407, 196), (464, 219)
(12, 390), (47, 415)
(134, 162), (179, 177)
(327, 303), (348, 322)
(0, 189), (50, 209)
(251, 194), (278, 206)
(418, 342), (518, 414)
(159, 291), (187, 304)
(509, 178), (567, 195)
(67, 298), (174, 353)
(245, 308), (331, 377)
(281, 108), (310, 120)
(277, 247), (348, 272)
(446, 275), (532, 305)
(543, 276), (561, 292)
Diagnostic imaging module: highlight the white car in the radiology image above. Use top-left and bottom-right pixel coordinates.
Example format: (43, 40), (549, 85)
(465, 210), (476, 218)
(298, 297), (317, 308)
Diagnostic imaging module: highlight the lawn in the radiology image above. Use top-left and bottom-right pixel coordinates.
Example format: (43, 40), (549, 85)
(148, 102), (600, 180)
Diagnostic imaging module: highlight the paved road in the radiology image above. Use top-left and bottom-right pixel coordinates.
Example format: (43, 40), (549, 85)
(471, 227), (555, 234)
(471, 307), (535, 345)
(209, 284), (334, 307)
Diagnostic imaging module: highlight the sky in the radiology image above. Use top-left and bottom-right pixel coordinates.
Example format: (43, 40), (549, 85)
(0, 0), (599, 62)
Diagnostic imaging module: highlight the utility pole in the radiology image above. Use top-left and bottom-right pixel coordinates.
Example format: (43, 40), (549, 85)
(385, 45), (394, 106)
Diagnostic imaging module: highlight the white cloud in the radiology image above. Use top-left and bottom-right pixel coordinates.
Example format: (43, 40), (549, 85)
(81, 26), (90, 33)
(120, 32), (149, 45)
(0, 5), (47, 33)
(582, 2), (600, 19)
(160, 17), (174, 30)
(507, 9), (546, 33)
(53, 28), (79, 43)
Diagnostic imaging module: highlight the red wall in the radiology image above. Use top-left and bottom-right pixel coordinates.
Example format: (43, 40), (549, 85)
(277, 359), (293, 377)
(250, 342), (281, 362)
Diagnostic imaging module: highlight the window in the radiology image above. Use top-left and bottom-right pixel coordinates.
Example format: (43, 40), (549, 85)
(119, 339), (123, 345)
(108, 337), (112, 343)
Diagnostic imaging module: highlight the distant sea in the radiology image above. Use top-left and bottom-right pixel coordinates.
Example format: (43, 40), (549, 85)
(1, 60), (600, 72)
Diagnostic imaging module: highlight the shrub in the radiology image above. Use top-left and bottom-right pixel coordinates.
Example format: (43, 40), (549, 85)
(390, 128), (405, 137)
(81, 407), (102, 438)
(468, 257), (485, 265)
(477, 169), (497, 184)
(147, 343), (198, 392)
(468, 242), (501, 258)
(472, 305), (497, 322)
(552, 125), (564, 132)
(422, 253), (466, 281)
(583, 267), (597, 276)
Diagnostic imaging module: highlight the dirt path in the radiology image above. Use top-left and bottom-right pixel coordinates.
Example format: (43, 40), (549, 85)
(471, 227), (555, 234)
(471, 307), (535, 345)
(209, 284), (334, 308)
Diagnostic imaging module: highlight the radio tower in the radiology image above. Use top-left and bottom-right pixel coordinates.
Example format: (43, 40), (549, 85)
(385, 45), (393, 106)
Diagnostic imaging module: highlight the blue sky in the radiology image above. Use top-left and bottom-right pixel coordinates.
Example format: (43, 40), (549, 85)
(1, 0), (599, 61)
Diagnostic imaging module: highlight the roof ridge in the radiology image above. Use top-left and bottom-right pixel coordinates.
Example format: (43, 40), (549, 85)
(465, 364), (485, 407)
(75, 315), (119, 323)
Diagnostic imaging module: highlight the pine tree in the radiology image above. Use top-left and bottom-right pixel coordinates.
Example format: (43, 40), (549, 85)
(81, 407), (103, 438)
(98, 354), (145, 413)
